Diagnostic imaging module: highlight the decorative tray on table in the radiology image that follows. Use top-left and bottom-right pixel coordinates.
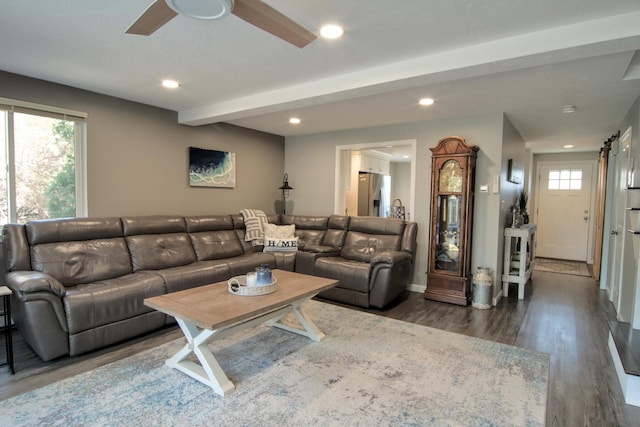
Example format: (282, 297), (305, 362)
(227, 275), (277, 296)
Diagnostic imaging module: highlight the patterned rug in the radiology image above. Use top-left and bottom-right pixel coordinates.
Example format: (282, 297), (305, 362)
(534, 257), (592, 277)
(0, 301), (549, 426)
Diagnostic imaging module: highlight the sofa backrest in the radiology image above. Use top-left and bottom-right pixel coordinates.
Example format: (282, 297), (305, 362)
(2, 224), (30, 272)
(122, 215), (196, 272)
(280, 215), (328, 249)
(24, 217), (132, 286)
(321, 215), (350, 250)
(185, 215), (244, 260)
(340, 217), (406, 263)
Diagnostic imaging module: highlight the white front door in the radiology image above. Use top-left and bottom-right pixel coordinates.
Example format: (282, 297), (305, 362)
(536, 161), (595, 261)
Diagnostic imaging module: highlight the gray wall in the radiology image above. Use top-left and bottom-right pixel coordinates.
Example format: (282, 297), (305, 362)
(285, 113), (511, 289)
(0, 71), (285, 217)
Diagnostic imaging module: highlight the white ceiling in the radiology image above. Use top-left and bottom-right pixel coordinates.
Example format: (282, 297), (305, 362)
(1, 0), (640, 154)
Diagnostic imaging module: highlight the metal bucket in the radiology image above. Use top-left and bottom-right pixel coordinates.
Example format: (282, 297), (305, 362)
(472, 267), (493, 309)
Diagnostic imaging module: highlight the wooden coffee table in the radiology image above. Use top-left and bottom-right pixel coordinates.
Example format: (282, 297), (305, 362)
(144, 269), (338, 396)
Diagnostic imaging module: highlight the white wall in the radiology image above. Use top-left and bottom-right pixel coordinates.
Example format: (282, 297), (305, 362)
(285, 113), (509, 289)
(616, 95), (640, 326)
(391, 162), (411, 219)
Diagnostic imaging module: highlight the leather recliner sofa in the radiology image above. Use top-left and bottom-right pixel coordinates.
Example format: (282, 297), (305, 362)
(2, 214), (417, 361)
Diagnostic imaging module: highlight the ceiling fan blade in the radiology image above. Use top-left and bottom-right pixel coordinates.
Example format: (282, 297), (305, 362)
(126, 0), (178, 36)
(232, 0), (316, 48)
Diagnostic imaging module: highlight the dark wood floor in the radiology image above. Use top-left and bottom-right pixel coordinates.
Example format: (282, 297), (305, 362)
(1, 269), (639, 426)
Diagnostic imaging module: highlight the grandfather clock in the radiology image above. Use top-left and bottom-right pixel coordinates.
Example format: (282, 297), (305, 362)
(425, 136), (478, 306)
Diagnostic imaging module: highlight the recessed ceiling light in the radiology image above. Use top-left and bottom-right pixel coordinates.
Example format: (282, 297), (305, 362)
(162, 79), (180, 89)
(564, 144), (574, 148)
(320, 24), (344, 39)
(562, 105), (576, 114)
(419, 98), (434, 106)
(289, 117), (301, 124)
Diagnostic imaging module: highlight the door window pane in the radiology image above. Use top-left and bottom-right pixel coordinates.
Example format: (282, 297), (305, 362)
(548, 169), (582, 191)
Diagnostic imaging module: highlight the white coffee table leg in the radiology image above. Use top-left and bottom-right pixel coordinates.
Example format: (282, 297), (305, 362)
(269, 299), (325, 342)
(167, 319), (235, 396)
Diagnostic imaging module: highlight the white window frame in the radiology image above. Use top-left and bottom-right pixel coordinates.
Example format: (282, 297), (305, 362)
(1, 97), (87, 222)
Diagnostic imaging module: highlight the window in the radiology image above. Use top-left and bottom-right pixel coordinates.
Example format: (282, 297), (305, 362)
(548, 169), (582, 190)
(0, 98), (86, 223)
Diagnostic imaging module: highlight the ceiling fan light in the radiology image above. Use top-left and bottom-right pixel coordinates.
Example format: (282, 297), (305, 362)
(320, 24), (344, 39)
(165, 0), (234, 20)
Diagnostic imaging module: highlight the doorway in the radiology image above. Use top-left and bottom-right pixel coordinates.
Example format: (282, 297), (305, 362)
(334, 140), (416, 220)
(535, 160), (597, 262)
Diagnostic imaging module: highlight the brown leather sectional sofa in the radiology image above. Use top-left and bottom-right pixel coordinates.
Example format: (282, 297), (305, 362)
(2, 214), (417, 361)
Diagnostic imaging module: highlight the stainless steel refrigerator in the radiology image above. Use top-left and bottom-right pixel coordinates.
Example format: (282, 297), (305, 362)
(357, 172), (383, 216)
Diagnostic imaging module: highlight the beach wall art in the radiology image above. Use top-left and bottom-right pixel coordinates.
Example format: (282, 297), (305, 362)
(189, 147), (236, 188)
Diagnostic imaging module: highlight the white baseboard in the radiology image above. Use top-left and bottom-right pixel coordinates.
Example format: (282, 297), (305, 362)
(492, 289), (503, 306)
(407, 283), (426, 293)
(609, 332), (640, 406)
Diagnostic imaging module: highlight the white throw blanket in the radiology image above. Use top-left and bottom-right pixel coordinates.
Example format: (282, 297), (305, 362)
(239, 209), (268, 246)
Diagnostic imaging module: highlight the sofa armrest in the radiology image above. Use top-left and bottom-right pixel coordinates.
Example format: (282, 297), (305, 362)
(301, 244), (340, 255)
(6, 271), (66, 300)
(370, 250), (412, 267)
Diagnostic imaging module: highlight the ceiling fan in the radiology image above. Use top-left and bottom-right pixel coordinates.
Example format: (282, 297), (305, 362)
(126, 0), (317, 48)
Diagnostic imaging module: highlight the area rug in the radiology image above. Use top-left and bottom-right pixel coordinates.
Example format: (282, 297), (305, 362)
(0, 301), (549, 426)
(534, 257), (592, 277)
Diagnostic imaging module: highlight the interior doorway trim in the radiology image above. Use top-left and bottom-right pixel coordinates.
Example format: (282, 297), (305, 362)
(334, 139), (416, 220)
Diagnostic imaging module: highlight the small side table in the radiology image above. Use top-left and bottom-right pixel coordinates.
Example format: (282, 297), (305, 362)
(0, 286), (14, 374)
(501, 224), (537, 299)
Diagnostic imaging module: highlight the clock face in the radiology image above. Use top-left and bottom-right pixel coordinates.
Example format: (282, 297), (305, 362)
(438, 160), (463, 193)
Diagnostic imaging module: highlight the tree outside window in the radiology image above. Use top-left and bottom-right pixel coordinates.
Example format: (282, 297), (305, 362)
(1, 102), (85, 224)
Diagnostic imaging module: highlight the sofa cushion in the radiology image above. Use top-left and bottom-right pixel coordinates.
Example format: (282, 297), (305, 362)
(26, 217), (123, 244)
(189, 230), (244, 260)
(280, 215), (328, 230)
(63, 272), (166, 335)
(263, 223), (297, 252)
(264, 223), (295, 239)
(126, 233), (196, 271)
(2, 224), (31, 272)
(340, 232), (401, 263)
(30, 238), (132, 286)
(185, 215), (234, 233)
(225, 252), (277, 277)
(348, 216), (405, 235)
(295, 229), (325, 249)
(146, 261), (231, 293)
(121, 215), (186, 236)
(314, 257), (370, 293)
(263, 237), (298, 252)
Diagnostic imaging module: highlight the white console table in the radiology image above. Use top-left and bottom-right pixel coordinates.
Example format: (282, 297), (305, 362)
(502, 224), (536, 299)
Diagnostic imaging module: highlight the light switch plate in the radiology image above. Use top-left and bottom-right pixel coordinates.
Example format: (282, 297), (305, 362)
(492, 175), (500, 193)
(480, 184), (489, 192)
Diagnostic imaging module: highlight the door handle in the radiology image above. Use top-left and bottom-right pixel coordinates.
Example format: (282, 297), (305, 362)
(584, 216), (589, 221)
(611, 230), (619, 235)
